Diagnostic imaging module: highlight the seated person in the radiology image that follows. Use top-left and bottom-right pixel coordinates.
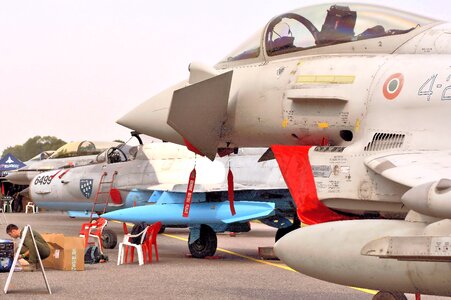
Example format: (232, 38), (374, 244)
(6, 224), (50, 271)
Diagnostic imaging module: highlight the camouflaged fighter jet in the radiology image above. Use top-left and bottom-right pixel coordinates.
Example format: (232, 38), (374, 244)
(30, 142), (294, 258)
(118, 3), (451, 299)
(6, 141), (121, 185)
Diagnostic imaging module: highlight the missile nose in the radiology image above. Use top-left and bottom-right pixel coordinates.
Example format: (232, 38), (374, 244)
(117, 81), (186, 145)
(274, 228), (305, 270)
(102, 210), (127, 222)
(401, 181), (432, 211)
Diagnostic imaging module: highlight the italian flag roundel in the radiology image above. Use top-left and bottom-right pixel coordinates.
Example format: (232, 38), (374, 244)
(383, 73), (404, 100)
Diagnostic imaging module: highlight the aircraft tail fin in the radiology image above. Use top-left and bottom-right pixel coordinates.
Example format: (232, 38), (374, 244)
(167, 71), (233, 160)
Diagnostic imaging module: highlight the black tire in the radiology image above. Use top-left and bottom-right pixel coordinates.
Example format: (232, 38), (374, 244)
(275, 215), (301, 242)
(188, 225), (217, 258)
(102, 228), (117, 249)
(158, 225), (166, 234)
(275, 227), (290, 242)
(372, 291), (408, 300)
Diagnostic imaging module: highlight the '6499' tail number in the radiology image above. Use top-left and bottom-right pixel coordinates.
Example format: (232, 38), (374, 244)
(34, 175), (53, 185)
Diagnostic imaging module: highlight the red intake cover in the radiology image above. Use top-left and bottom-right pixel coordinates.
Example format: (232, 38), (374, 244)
(272, 145), (352, 225)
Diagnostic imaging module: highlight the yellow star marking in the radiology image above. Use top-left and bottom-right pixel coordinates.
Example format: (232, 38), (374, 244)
(318, 122), (329, 129)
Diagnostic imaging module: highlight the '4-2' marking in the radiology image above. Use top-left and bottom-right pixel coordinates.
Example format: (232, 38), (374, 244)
(418, 74), (451, 101)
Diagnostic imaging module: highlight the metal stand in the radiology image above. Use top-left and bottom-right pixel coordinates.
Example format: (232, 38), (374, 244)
(3, 225), (52, 294)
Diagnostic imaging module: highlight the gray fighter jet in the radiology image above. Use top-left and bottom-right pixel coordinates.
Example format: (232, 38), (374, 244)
(6, 140), (121, 185)
(118, 3), (451, 299)
(30, 142), (294, 257)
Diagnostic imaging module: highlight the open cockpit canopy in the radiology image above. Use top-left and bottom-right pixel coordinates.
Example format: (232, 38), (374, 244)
(219, 3), (437, 63)
(49, 141), (121, 159)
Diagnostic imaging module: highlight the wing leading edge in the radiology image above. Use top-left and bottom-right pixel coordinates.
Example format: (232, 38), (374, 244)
(365, 151), (451, 219)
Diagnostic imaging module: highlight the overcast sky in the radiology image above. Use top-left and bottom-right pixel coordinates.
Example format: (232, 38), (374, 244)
(0, 1), (449, 154)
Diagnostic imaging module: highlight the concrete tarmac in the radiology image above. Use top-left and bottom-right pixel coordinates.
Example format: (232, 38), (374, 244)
(0, 212), (448, 300)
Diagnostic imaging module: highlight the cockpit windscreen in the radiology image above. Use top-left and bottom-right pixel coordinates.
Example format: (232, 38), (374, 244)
(219, 3), (437, 62)
(220, 28), (262, 62)
(49, 141), (121, 159)
(265, 3), (436, 56)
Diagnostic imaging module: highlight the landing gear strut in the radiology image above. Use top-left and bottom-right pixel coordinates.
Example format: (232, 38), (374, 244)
(188, 225), (217, 258)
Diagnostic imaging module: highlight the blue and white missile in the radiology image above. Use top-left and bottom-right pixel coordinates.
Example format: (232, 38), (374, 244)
(102, 200), (275, 225)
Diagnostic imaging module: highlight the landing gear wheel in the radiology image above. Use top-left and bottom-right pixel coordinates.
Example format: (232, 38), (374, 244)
(102, 229), (117, 249)
(188, 225), (217, 258)
(372, 291), (407, 300)
(158, 225), (166, 234)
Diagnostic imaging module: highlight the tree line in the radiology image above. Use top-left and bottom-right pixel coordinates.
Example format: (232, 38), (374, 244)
(2, 136), (66, 161)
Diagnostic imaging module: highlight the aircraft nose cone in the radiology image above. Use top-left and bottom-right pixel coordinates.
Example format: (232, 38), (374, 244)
(117, 81), (186, 145)
(5, 171), (35, 185)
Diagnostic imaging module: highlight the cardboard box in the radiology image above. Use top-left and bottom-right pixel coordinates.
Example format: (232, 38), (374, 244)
(41, 233), (85, 271)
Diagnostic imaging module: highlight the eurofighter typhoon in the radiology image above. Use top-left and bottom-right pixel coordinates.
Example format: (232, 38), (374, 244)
(118, 3), (451, 299)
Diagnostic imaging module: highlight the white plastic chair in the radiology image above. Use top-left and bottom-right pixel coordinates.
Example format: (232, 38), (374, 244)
(2, 198), (13, 213)
(117, 226), (149, 266)
(25, 202), (38, 214)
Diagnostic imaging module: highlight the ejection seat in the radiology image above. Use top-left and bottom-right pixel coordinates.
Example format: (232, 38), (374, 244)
(316, 5), (356, 45)
(268, 36), (295, 53)
(357, 25), (386, 40)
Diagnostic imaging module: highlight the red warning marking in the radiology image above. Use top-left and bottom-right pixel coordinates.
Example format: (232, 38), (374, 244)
(383, 73), (404, 100)
(58, 168), (71, 179)
(182, 168), (196, 218)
